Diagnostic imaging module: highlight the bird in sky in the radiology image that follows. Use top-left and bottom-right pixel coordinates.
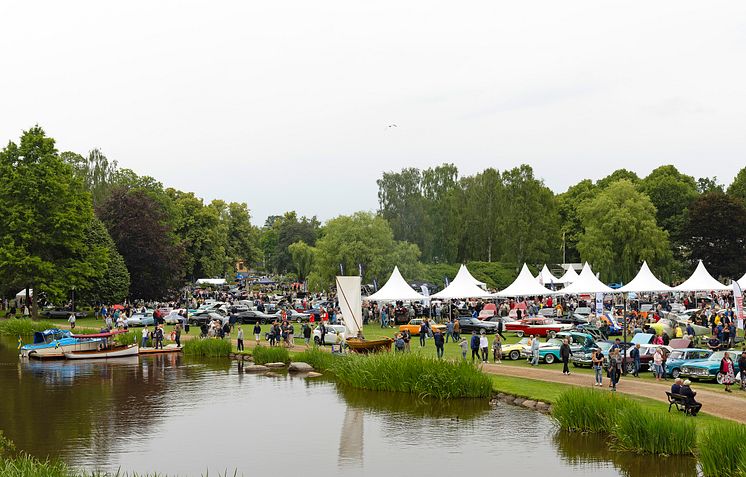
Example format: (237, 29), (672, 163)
(387, 124), (398, 128)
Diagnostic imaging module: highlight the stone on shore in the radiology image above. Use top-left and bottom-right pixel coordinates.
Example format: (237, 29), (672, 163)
(244, 365), (269, 373)
(265, 362), (286, 368)
(521, 400), (537, 410)
(535, 402), (551, 413)
(306, 372), (323, 378)
(288, 362), (314, 372)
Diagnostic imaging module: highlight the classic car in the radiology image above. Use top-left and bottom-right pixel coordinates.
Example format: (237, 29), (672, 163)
(526, 332), (597, 364)
(679, 350), (742, 383)
(126, 312), (155, 327)
(501, 338), (532, 360)
(313, 324), (347, 345)
(42, 308), (87, 319)
(457, 317), (498, 334)
(399, 318), (446, 336)
(665, 348), (712, 378)
(505, 318), (572, 338)
(231, 309), (280, 325)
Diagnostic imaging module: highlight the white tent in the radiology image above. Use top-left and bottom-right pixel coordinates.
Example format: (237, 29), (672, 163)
(618, 261), (672, 293)
(456, 264), (486, 288)
(432, 265), (492, 299)
(557, 266), (579, 285)
(15, 289), (33, 299)
(556, 263), (614, 295)
(496, 264), (553, 297)
(196, 278), (226, 286)
(535, 264), (559, 286)
(737, 272), (746, 290)
(365, 266), (424, 301)
(674, 260), (729, 292)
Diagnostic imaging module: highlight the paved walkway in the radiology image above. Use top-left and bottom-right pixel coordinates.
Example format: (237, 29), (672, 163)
(482, 362), (746, 423)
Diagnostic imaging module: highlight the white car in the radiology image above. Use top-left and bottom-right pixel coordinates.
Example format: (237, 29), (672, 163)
(313, 324), (346, 345)
(126, 311), (155, 327)
(164, 310), (186, 324)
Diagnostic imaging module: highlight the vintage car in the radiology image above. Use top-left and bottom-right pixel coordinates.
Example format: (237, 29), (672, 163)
(313, 324), (347, 345)
(505, 318), (572, 338)
(679, 350), (742, 383)
(501, 337), (533, 360)
(399, 318), (446, 336)
(457, 317), (498, 334)
(665, 348), (712, 378)
(524, 333), (596, 364)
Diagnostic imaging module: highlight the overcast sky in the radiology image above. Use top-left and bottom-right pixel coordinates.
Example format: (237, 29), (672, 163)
(1, 1), (744, 225)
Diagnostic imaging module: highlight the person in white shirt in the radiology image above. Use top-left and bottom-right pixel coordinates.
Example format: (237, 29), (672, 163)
(68, 313), (76, 330)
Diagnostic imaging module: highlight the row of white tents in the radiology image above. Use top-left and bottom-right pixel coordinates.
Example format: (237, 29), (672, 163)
(366, 261), (746, 301)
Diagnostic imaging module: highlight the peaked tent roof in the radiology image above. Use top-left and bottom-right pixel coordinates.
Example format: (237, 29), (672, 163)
(674, 260), (729, 292)
(456, 264), (486, 288)
(618, 261), (672, 293)
(535, 265), (559, 286)
(556, 263), (614, 295)
(738, 272), (746, 290)
(497, 264), (553, 297)
(431, 265), (492, 299)
(365, 266), (424, 301)
(557, 266), (579, 285)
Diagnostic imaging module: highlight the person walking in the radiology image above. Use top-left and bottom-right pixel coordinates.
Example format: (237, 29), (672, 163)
(591, 348), (604, 386)
(609, 348), (622, 391)
(630, 344), (641, 377)
(236, 325), (244, 351)
(492, 334), (502, 363)
(479, 330), (489, 363)
(419, 320), (428, 347)
(253, 322), (262, 344)
(720, 352), (736, 392)
(445, 320), (454, 343)
(560, 339), (571, 375)
(453, 319), (461, 341)
(174, 322), (182, 347)
(530, 335), (540, 366)
(496, 318), (506, 340)
(459, 338), (468, 360)
(68, 313), (76, 330)
(470, 331), (480, 362)
(433, 330), (445, 359)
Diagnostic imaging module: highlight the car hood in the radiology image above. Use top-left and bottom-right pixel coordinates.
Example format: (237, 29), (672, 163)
(681, 359), (718, 369)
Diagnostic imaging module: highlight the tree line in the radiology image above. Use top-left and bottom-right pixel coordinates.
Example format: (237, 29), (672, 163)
(2, 126), (745, 310)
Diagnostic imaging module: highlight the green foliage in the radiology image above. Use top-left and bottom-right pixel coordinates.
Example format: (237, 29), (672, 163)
(577, 180), (672, 283)
(416, 261), (516, 290)
(0, 318), (57, 336)
(252, 345), (290, 364)
(727, 167), (746, 203)
(557, 179), (596, 263)
(611, 405), (696, 455)
(182, 338), (232, 357)
(329, 352), (492, 399)
(685, 192), (746, 279)
(699, 422), (746, 477)
(79, 218), (130, 304)
(638, 165), (698, 240)
(0, 430), (16, 457)
(288, 241), (315, 282)
(115, 330), (140, 346)
(697, 176), (724, 194)
(0, 126), (105, 312)
(261, 212), (320, 274)
(61, 148), (118, 207)
(596, 168), (640, 189)
(292, 347), (338, 371)
(551, 387), (620, 433)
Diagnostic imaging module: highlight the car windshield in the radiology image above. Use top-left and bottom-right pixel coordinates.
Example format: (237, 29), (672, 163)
(597, 342), (612, 351)
(668, 350), (686, 360)
(545, 339), (562, 346)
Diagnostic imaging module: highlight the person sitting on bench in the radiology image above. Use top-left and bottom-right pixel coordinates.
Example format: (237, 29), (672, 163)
(671, 377), (683, 395)
(680, 380), (702, 416)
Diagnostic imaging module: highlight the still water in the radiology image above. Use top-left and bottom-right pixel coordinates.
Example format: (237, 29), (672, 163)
(0, 337), (696, 477)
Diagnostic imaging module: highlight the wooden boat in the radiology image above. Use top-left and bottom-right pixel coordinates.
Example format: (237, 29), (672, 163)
(64, 344), (139, 359)
(139, 344), (182, 355)
(20, 329), (105, 359)
(346, 337), (394, 353)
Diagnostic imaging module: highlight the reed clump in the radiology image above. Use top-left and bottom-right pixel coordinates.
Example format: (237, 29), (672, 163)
(252, 345), (290, 365)
(330, 352), (492, 399)
(0, 319), (56, 336)
(183, 338), (232, 357)
(552, 387), (621, 433)
(699, 422), (746, 477)
(611, 405), (696, 456)
(292, 347), (338, 372)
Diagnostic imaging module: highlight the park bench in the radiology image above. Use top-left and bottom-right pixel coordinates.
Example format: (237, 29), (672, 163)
(666, 391), (696, 415)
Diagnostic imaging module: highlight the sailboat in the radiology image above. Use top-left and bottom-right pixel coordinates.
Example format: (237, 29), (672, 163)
(336, 276), (393, 353)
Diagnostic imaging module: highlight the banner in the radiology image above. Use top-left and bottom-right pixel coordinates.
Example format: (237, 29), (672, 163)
(421, 285), (430, 306)
(733, 281), (744, 329)
(595, 292), (604, 314)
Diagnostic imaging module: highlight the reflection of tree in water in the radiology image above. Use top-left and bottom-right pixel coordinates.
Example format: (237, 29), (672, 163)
(0, 337), (230, 461)
(553, 430), (697, 477)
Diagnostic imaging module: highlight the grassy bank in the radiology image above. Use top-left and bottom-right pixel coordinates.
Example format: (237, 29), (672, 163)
(698, 423), (746, 477)
(0, 319), (56, 336)
(182, 338), (231, 357)
(252, 345), (290, 365)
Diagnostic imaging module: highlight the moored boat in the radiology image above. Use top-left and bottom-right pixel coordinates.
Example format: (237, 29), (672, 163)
(346, 337), (394, 353)
(64, 344), (139, 359)
(336, 275), (394, 354)
(20, 329), (105, 359)
(139, 344), (182, 355)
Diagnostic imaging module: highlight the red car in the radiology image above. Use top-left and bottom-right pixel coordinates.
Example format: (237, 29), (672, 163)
(505, 318), (572, 338)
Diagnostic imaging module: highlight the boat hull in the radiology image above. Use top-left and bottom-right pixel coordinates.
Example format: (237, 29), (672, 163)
(346, 337), (393, 353)
(139, 345), (182, 355)
(21, 340), (104, 359)
(64, 345), (139, 359)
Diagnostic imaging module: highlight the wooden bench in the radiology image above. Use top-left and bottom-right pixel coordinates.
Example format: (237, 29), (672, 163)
(666, 391), (695, 415)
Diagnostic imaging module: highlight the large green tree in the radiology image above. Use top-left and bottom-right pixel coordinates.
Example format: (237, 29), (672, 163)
(420, 164), (461, 263)
(0, 127), (104, 314)
(577, 180), (672, 283)
(727, 167), (746, 203)
(376, 168), (426, 250)
(61, 148), (119, 207)
(261, 212), (320, 273)
(684, 193), (746, 279)
(79, 218), (130, 304)
(557, 179), (596, 263)
(459, 168), (503, 262)
(288, 241), (315, 283)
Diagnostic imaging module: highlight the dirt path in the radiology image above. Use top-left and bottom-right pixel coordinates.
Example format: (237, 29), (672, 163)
(482, 362), (746, 424)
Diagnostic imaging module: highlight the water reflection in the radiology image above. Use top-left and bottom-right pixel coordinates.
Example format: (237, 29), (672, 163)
(553, 430), (698, 477)
(338, 407), (364, 468)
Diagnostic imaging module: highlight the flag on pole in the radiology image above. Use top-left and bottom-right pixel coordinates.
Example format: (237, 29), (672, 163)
(339, 263), (344, 275)
(444, 276), (450, 287)
(17, 336), (22, 350)
(358, 263), (363, 277)
(373, 278), (378, 291)
(733, 281), (744, 329)
(421, 285), (430, 306)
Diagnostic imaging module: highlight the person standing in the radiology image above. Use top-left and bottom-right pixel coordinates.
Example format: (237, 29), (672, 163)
(236, 326), (244, 351)
(653, 348), (664, 381)
(592, 348), (604, 386)
(303, 323), (312, 348)
(445, 320), (454, 343)
(496, 318), (506, 340)
(252, 322), (262, 344)
(720, 352), (736, 393)
(560, 339), (571, 375)
(630, 344), (641, 377)
(738, 352), (746, 391)
(141, 326), (149, 349)
(68, 313), (76, 330)
(403, 329), (411, 352)
(174, 322), (182, 348)
(433, 330), (445, 359)
(453, 319), (461, 341)
(530, 335), (540, 366)
(479, 331), (489, 363)
(288, 323), (295, 349)
(470, 331), (480, 362)
(419, 321), (428, 347)
(492, 334), (502, 363)
(154, 325), (164, 350)
(609, 348), (622, 391)
(459, 338), (468, 360)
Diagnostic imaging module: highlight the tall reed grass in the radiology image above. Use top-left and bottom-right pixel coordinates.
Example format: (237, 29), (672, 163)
(292, 348), (338, 371)
(330, 352), (492, 399)
(699, 422), (746, 477)
(183, 338), (232, 357)
(552, 388), (620, 433)
(252, 345), (290, 365)
(611, 406), (696, 456)
(0, 319), (56, 336)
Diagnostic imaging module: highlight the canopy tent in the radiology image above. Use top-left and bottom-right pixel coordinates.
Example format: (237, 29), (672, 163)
(555, 263), (614, 295)
(15, 289), (33, 299)
(737, 272), (746, 290)
(456, 264), (486, 288)
(674, 260), (729, 292)
(557, 266), (579, 285)
(618, 261), (672, 293)
(496, 264), (553, 297)
(365, 266), (424, 301)
(196, 278), (226, 286)
(535, 265), (559, 286)
(431, 265), (492, 299)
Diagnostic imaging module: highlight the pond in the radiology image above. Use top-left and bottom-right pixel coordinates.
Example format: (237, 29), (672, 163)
(0, 336), (696, 476)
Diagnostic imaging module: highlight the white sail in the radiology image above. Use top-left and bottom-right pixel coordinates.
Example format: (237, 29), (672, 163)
(336, 276), (362, 338)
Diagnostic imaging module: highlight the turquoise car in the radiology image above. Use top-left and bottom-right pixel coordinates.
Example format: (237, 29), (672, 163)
(665, 348), (712, 378)
(679, 350), (741, 383)
(528, 332), (597, 364)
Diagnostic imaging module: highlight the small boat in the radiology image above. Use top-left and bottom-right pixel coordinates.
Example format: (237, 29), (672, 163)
(20, 329), (105, 359)
(64, 330), (138, 360)
(336, 276), (394, 354)
(139, 344), (182, 355)
(346, 337), (394, 353)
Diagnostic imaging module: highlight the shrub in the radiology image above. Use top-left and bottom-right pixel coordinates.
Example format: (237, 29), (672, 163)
(182, 338), (231, 357)
(611, 405), (696, 456)
(0, 319), (57, 336)
(252, 345), (290, 365)
(551, 388), (621, 433)
(699, 422), (746, 477)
